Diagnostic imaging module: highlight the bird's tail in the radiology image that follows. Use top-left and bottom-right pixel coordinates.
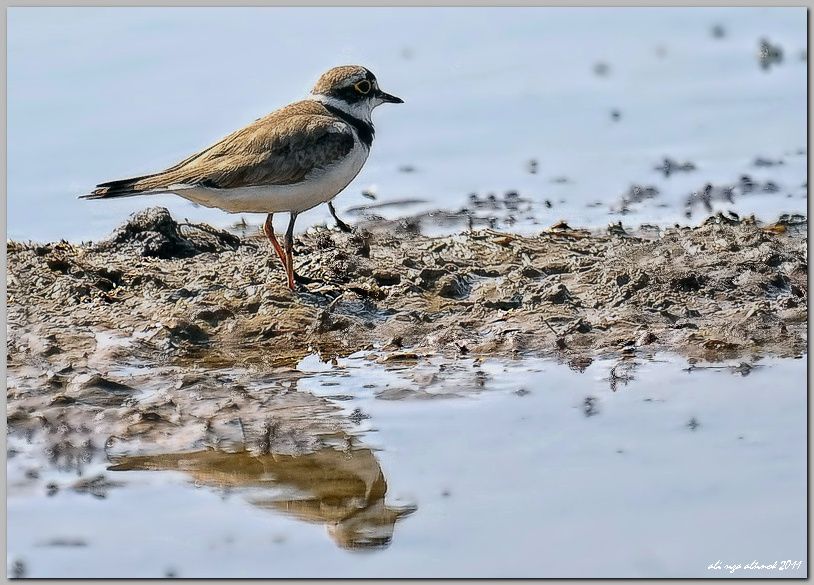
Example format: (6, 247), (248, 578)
(79, 173), (170, 200)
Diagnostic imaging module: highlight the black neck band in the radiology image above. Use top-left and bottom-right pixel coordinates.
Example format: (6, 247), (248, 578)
(322, 104), (375, 148)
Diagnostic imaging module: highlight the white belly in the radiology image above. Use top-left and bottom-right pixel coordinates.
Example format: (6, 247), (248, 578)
(169, 143), (369, 214)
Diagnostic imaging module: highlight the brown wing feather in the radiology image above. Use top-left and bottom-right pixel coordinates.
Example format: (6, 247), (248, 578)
(88, 100), (355, 197)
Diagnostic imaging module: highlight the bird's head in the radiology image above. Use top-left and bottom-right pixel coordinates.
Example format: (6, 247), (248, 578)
(311, 65), (403, 122)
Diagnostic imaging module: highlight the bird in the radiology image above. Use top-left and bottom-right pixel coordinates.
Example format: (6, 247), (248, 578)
(81, 65), (403, 290)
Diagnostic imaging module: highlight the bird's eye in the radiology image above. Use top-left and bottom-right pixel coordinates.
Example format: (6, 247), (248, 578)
(354, 80), (372, 95)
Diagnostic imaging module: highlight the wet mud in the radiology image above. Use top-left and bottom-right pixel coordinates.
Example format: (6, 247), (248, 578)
(9, 206), (806, 369)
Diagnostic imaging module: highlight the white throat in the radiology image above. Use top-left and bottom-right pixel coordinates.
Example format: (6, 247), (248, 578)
(313, 94), (377, 124)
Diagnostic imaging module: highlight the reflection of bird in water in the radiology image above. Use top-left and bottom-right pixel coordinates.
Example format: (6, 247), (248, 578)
(108, 443), (416, 551)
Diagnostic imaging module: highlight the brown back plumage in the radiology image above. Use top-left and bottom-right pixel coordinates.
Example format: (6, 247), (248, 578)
(84, 100), (355, 199)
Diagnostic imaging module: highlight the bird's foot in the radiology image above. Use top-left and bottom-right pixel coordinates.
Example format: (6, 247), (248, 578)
(334, 218), (353, 233)
(279, 271), (317, 292)
(328, 201), (353, 233)
(294, 271), (317, 285)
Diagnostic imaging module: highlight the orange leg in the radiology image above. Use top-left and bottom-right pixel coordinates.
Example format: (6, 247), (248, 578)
(263, 214), (288, 274)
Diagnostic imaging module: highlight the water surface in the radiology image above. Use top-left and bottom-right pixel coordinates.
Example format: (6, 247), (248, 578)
(8, 354), (807, 578)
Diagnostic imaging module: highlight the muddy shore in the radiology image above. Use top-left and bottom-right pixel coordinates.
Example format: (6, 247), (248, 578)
(6, 207), (807, 486)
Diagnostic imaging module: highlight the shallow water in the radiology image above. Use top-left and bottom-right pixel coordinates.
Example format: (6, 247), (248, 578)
(8, 353), (807, 578)
(7, 7), (807, 242)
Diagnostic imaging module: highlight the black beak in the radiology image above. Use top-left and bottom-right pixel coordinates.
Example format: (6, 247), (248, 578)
(376, 89), (404, 104)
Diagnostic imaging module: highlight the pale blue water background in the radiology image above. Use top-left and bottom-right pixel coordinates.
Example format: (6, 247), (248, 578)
(7, 7), (808, 242)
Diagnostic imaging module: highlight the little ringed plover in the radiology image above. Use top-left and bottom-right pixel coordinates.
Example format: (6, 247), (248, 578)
(81, 65), (403, 290)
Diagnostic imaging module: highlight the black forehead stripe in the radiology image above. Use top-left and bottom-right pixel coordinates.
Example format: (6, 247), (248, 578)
(322, 103), (375, 148)
(365, 70), (376, 81)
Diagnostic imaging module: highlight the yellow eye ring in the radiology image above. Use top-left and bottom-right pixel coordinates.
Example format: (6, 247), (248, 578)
(354, 80), (372, 95)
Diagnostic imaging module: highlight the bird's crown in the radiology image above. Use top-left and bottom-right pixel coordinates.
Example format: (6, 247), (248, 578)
(311, 65), (374, 97)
